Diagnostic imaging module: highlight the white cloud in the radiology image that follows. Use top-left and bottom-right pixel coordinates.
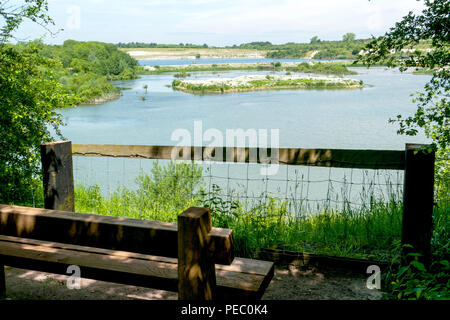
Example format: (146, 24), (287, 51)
(13, 0), (427, 44)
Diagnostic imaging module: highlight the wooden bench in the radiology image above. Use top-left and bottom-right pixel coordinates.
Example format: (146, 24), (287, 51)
(0, 204), (274, 300)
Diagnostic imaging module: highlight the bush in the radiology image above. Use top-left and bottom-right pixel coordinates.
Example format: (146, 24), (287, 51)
(0, 43), (77, 203)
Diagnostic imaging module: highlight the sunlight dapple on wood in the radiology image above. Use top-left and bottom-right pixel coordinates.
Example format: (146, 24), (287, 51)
(0, 204), (273, 300)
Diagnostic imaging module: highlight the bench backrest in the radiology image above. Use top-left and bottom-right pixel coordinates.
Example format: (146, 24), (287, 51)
(0, 204), (234, 265)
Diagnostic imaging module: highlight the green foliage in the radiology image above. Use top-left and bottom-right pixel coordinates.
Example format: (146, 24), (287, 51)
(34, 40), (138, 103)
(75, 162), (404, 261)
(357, 0), (449, 203)
(310, 36), (321, 44)
(0, 1), (54, 43)
(343, 33), (356, 42)
(286, 62), (357, 75)
(75, 161), (204, 221)
(0, 42), (78, 203)
(265, 37), (368, 59)
(59, 71), (119, 102)
(140, 62), (355, 76)
(173, 71), (191, 78)
(382, 207), (449, 300)
(172, 76), (362, 94)
(44, 40), (138, 79)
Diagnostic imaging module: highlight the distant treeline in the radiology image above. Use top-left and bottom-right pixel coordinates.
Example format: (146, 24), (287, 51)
(116, 35), (432, 60)
(15, 40), (139, 104)
(117, 42), (209, 48)
(237, 39), (368, 59)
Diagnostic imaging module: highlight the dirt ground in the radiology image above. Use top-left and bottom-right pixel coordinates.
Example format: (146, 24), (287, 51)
(4, 264), (382, 300)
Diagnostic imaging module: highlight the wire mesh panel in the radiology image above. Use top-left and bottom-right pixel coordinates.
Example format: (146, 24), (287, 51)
(72, 152), (405, 261)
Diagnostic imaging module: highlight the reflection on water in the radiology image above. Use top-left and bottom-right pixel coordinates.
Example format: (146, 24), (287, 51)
(58, 62), (430, 209)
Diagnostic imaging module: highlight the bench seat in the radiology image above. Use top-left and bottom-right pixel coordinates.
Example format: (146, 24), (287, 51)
(0, 235), (274, 300)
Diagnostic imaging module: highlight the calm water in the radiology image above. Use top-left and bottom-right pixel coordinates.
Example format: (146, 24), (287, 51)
(57, 61), (431, 209)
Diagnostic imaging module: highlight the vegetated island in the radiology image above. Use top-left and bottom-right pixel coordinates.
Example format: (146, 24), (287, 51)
(172, 74), (364, 94)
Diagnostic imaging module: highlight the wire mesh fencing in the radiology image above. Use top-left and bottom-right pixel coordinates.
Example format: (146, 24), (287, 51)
(71, 154), (405, 261)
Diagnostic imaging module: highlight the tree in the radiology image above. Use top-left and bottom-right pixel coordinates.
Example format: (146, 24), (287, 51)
(357, 0), (449, 201)
(342, 33), (356, 42)
(0, 1), (77, 203)
(0, 0), (55, 43)
(310, 36), (320, 44)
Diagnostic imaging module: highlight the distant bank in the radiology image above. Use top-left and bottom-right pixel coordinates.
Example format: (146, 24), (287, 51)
(121, 48), (267, 60)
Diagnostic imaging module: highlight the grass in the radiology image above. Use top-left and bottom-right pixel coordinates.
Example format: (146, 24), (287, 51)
(12, 161), (447, 264)
(171, 75), (363, 94)
(73, 161), (412, 262)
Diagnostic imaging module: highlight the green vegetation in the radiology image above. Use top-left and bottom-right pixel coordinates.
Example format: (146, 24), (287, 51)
(285, 62), (356, 75)
(0, 1), (54, 43)
(382, 208), (449, 300)
(38, 40), (138, 103)
(172, 76), (363, 94)
(3, 40), (140, 105)
(232, 38), (368, 59)
(173, 71), (191, 78)
(0, 3), (78, 204)
(358, 0), (449, 300)
(74, 161), (406, 261)
(233, 37), (432, 60)
(0, 2), (142, 205)
(139, 62), (356, 75)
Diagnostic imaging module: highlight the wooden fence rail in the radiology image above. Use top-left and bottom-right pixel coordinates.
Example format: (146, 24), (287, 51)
(41, 141), (435, 265)
(72, 144), (406, 170)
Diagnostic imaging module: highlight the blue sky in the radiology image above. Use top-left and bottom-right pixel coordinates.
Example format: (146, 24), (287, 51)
(13, 0), (425, 45)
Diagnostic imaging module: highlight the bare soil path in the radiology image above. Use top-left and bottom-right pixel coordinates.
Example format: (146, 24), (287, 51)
(4, 264), (382, 300)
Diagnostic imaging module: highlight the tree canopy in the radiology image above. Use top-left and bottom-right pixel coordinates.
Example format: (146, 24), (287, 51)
(0, 0), (54, 43)
(0, 42), (78, 203)
(342, 33), (356, 42)
(358, 0), (449, 205)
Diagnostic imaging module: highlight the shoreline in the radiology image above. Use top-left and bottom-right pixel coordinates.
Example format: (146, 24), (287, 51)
(78, 92), (123, 105)
(140, 61), (357, 75)
(172, 74), (363, 94)
(134, 55), (267, 60)
(173, 84), (364, 94)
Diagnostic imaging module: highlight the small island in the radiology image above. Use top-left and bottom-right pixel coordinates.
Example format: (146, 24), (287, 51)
(172, 74), (364, 94)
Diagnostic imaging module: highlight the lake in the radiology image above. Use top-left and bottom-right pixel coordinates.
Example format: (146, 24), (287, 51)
(57, 60), (431, 212)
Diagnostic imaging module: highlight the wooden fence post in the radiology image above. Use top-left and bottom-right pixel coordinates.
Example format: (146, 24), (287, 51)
(41, 141), (75, 211)
(402, 144), (435, 266)
(178, 207), (216, 300)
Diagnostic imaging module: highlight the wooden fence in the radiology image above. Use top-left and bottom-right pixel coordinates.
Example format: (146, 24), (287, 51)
(40, 141), (435, 265)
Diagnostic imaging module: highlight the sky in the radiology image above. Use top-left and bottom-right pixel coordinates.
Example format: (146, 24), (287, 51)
(11, 0), (426, 46)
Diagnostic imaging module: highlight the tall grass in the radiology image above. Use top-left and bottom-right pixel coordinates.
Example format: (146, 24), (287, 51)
(74, 161), (414, 261)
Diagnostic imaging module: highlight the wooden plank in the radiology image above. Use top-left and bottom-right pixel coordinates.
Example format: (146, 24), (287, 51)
(0, 235), (268, 275)
(178, 207), (216, 300)
(401, 144), (435, 267)
(0, 236), (270, 298)
(0, 205), (234, 265)
(72, 144), (405, 170)
(41, 141), (75, 211)
(217, 257), (273, 276)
